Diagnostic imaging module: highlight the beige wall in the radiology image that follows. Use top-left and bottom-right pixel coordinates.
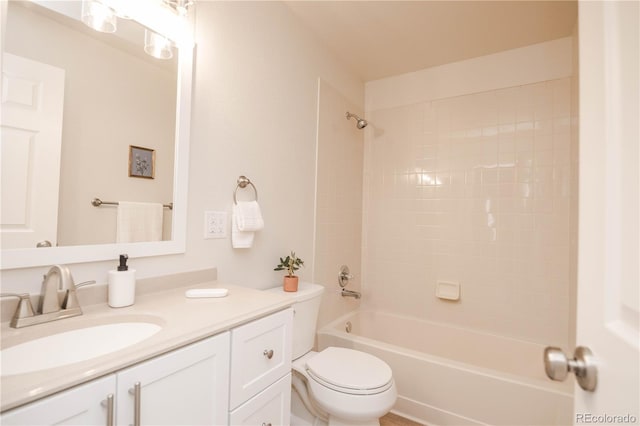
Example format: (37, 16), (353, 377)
(0, 2), (364, 293)
(314, 79), (364, 327)
(4, 2), (176, 246)
(183, 2), (363, 289)
(362, 38), (577, 347)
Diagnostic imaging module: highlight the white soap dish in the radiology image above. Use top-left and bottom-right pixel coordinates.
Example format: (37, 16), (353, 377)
(185, 288), (228, 298)
(436, 281), (460, 301)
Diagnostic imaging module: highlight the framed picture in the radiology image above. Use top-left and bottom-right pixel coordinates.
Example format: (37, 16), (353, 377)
(129, 145), (155, 179)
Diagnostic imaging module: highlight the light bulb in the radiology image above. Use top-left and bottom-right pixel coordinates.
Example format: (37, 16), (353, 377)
(81, 0), (117, 33)
(144, 29), (173, 60)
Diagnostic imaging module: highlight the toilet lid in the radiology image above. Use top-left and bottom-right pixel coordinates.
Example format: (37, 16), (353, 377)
(306, 347), (393, 393)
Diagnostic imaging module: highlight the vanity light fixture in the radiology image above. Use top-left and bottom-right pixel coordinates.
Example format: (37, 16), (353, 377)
(80, 0), (191, 60)
(144, 29), (174, 60)
(81, 0), (117, 33)
(163, 0), (195, 17)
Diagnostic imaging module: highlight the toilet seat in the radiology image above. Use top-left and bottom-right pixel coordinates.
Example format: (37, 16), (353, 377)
(305, 347), (393, 395)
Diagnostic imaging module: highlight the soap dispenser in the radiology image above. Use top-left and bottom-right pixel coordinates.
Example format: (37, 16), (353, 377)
(108, 254), (136, 308)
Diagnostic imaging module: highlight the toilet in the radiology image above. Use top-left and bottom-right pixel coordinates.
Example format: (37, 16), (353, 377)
(267, 282), (397, 426)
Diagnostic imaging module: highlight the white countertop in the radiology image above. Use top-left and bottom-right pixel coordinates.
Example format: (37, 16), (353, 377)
(0, 281), (291, 412)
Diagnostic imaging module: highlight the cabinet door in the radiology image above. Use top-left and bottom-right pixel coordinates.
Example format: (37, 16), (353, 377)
(116, 332), (230, 426)
(0, 375), (116, 426)
(229, 374), (291, 426)
(230, 309), (292, 409)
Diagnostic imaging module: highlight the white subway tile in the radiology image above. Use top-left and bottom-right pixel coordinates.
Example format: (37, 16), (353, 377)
(362, 76), (575, 346)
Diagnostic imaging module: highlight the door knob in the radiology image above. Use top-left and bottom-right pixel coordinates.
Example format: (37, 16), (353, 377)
(544, 346), (597, 391)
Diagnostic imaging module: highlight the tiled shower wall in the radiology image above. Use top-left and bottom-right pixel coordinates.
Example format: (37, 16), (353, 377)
(362, 77), (576, 346)
(314, 80), (364, 328)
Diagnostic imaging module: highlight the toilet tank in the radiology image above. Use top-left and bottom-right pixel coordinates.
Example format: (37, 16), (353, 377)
(265, 282), (325, 359)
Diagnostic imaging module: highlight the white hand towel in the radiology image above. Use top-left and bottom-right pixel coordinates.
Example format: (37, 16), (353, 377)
(231, 204), (254, 248)
(117, 201), (163, 243)
(235, 200), (264, 232)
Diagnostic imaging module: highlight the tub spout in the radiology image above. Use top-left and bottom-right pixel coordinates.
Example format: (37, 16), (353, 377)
(341, 289), (361, 299)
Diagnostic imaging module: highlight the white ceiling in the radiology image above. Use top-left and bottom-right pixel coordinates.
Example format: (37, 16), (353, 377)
(285, 1), (578, 82)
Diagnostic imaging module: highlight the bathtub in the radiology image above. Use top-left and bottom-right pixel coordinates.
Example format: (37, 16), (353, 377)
(317, 310), (573, 426)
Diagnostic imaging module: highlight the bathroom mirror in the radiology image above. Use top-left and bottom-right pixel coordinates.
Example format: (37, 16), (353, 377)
(1, 0), (194, 269)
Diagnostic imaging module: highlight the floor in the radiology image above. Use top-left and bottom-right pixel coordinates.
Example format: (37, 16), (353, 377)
(380, 413), (425, 426)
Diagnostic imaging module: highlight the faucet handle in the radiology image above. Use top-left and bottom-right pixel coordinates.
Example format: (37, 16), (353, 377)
(61, 289), (80, 310)
(1, 293), (36, 327)
(61, 280), (95, 310)
(14, 294), (36, 321)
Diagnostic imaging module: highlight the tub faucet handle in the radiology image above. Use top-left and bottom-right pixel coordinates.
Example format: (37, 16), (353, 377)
(338, 265), (354, 288)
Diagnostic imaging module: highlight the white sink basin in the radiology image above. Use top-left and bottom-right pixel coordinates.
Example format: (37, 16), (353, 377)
(1, 322), (162, 376)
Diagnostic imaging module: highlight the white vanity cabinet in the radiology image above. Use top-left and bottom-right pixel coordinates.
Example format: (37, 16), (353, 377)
(0, 308), (294, 426)
(116, 331), (230, 426)
(0, 333), (230, 426)
(0, 375), (116, 425)
(229, 308), (293, 425)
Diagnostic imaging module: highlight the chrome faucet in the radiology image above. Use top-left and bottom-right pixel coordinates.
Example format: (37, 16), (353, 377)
(338, 265), (361, 299)
(39, 265), (65, 314)
(341, 289), (361, 299)
(3, 265), (90, 328)
(38, 265), (83, 313)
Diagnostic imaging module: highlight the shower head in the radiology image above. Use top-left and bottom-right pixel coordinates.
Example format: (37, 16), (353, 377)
(346, 112), (368, 129)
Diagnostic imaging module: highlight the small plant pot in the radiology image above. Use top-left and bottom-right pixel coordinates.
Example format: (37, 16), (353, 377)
(283, 275), (299, 292)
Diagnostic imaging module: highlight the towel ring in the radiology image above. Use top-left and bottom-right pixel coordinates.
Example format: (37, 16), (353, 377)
(234, 175), (258, 205)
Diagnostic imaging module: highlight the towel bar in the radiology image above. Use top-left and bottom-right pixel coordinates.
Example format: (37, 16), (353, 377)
(91, 198), (173, 210)
(233, 176), (258, 205)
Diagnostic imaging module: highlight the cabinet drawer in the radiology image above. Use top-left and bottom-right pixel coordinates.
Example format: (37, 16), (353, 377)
(229, 373), (291, 426)
(230, 309), (293, 409)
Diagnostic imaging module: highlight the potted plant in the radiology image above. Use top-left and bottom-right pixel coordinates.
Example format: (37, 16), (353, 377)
(274, 251), (304, 292)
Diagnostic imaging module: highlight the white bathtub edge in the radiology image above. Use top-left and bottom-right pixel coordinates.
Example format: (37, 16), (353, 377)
(319, 311), (572, 397)
(317, 310), (574, 426)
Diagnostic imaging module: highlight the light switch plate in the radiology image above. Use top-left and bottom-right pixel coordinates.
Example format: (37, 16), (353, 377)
(204, 211), (227, 239)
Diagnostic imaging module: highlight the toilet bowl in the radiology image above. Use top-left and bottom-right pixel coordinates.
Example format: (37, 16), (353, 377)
(293, 348), (397, 425)
(266, 282), (397, 426)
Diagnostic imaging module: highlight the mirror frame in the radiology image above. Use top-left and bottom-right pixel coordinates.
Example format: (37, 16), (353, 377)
(1, 0), (194, 269)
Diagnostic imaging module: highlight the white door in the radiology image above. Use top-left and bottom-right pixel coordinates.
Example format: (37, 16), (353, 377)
(1, 53), (65, 249)
(574, 0), (639, 422)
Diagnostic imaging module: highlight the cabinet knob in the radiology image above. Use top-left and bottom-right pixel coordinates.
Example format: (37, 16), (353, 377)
(263, 349), (274, 359)
(262, 423), (272, 426)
